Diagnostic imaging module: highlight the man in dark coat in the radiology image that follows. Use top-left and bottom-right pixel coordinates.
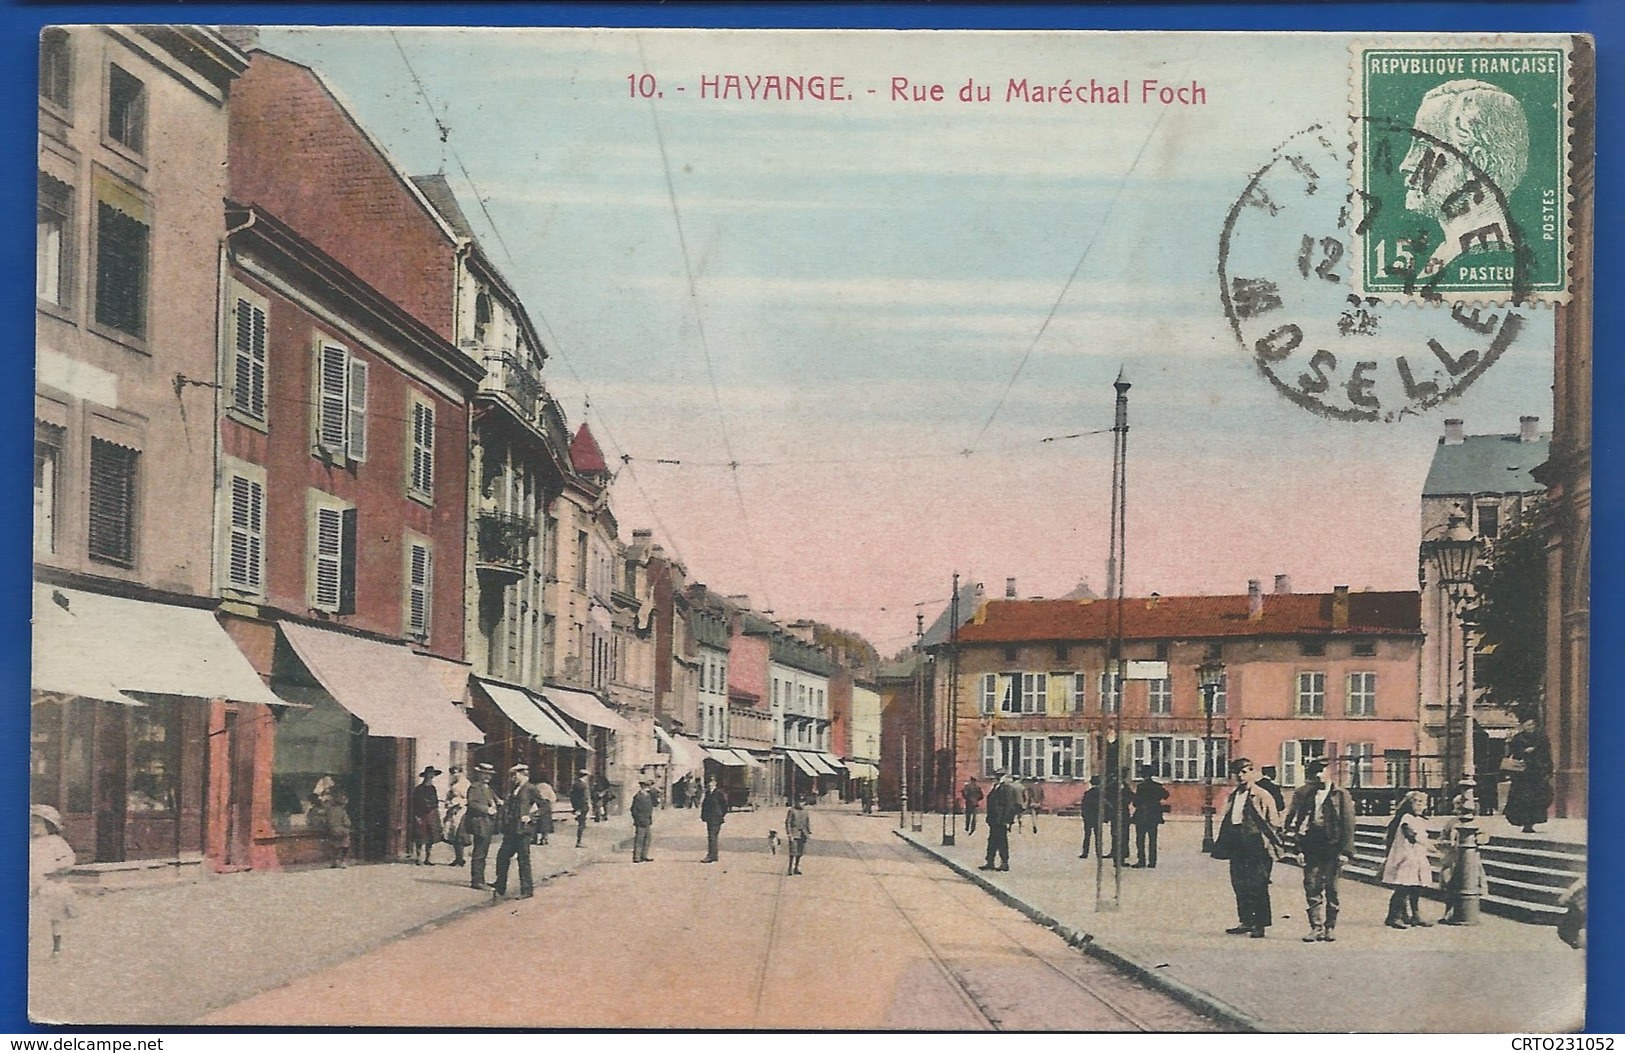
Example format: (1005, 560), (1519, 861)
(961, 776), (985, 834)
(1257, 766), (1287, 812)
(1079, 776), (1106, 858)
(1283, 755), (1357, 942)
(630, 778), (657, 862)
(1131, 767), (1170, 868)
(979, 769), (1021, 872)
(1503, 717), (1554, 833)
(464, 762), (501, 890)
(1215, 757), (1284, 938)
(700, 777), (729, 862)
(570, 769), (592, 847)
(493, 764), (546, 898)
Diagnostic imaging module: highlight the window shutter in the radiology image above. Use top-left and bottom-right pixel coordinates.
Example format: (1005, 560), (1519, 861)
(313, 506), (343, 609)
(338, 507), (358, 614)
(409, 542), (431, 638)
(1073, 736), (1089, 779)
(233, 298), (267, 418)
(347, 358), (368, 461)
(411, 402), (435, 495)
(317, 344), (348, 451)
(999, 674), (1015, 714)
(1281, 739), (1299, 788)
(228, 474), (264, 591)
(980, 673), (995, 715)
(87, 438), (138, 566)
(981, 736), (996, 777)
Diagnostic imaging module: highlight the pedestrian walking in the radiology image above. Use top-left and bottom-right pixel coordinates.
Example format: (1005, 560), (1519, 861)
(571, 769), (592, 848)
(533, 773), (557, 846)
(1382, 791), (1436, 929)
(1502, 716), (1554, 833)
(593, 779), (612, 822)
(443, 765), (469, 867)
(979, 769), (1021, 872)
(464, 762), (501, 889)
(493, 763), (545, 898)
(1078, 776), (1106, 858)
(1024, 778), (1045, 833)
(631, 778), (657, 862)
(1257, 766), (1287, 812)
(30, 805), (77, 958)
(785, 795), (812, 874)
(962, 776), (984, 834)
(1284, 756), (1357, 941)
(1131, 767), (1170, 868)
(410, 767), (443, 866)
(859, 781), (874, 815)
(700, 776), (729, 863)
(1211, 758), (1284, 938)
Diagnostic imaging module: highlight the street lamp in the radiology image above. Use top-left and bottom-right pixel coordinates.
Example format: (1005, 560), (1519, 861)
(1196, 659), (1227, 852)
(1422, 505), (1486, 924)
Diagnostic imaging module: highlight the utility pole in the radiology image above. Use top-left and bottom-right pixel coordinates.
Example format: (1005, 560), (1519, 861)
(1098, 369), (1130, 912)
(943, 573), (959, 846)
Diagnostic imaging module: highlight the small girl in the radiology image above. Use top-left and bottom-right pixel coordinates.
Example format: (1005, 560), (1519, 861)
(30, 805), (78, 957)
(1381, 791), (1435, 929)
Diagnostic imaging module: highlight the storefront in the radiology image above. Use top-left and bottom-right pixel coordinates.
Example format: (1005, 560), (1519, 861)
(540, 685), (635, 812)
(470, 677), (589, 790)
(268, 623), (484, 866)
(31, 585), (291, 871)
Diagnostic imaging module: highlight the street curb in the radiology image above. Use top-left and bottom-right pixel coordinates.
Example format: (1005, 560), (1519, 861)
(894, 829), (1264, 1034)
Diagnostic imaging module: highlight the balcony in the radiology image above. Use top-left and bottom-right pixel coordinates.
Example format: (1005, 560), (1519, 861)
(477, 350), (543, 421)
(475, 510), (535, 585)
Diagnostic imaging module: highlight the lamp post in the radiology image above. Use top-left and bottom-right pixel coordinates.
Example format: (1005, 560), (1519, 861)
(1196, 659), (1226, 853)
(1422, 505), (1486, 925)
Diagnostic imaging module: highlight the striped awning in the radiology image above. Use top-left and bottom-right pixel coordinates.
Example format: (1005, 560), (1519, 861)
(784, 751), (821, 777)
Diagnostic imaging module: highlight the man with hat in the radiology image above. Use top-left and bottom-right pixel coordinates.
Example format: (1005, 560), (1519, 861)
(1283, 754), (1356, 942)
(493, 763), (547, 898)
(980, 768), (1022, 872)
(410, 766), (444, 866)
(630, 777), (657, 862)
(571, 768), (592, 848)
(464, 762), (502, 890)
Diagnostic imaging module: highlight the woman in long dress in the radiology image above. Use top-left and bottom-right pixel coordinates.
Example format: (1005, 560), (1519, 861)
(1381, 791), (1435, 929)
(1502, 718), (1554, 833)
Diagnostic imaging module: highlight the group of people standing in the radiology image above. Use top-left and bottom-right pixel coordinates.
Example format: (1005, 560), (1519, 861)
(960, 767), (1172, 872)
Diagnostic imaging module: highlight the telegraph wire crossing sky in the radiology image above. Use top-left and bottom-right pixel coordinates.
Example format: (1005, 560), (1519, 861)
(260, 27), (1555, 651)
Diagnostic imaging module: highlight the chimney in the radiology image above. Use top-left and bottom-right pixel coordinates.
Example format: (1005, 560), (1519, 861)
(1519, 415), (1540, 443)
(218, 25), (260, 51)
(973, 582), (985, 599)
(1443, 418), (1465, 445)
(1005, 577), (1017, 599)
(1248, 580), (1263, 620)
(632, 529), (652, 539)
(1274, 574), (1291, 595)
(1332, 585), (1350, 630)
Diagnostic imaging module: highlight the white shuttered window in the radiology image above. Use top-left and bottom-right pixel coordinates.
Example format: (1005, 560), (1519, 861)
(409, 400), (434, 498)
(408, 541), (432, 639)
(315, 341), (368, 461)
(227, 473), (265, 593)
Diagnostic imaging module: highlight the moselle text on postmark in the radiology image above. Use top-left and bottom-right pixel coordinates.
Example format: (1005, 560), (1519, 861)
(1219, 125), (1534, 423)
(1351, 39), (1573, 305)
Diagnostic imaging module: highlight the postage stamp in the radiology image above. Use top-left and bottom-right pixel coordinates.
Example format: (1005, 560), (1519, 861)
(1350, 39), (1573, 304)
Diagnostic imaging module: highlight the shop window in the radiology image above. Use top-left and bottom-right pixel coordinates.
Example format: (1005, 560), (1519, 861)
(126, 704), (178, 814)
(270, 691), (355, 833)
(31, 700), (63, 806)
(106, 64), (145, 153)
(88, 437), (138, 567)
(64, 699), (94, 814)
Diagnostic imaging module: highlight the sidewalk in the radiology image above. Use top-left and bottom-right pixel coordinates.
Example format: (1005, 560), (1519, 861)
(898, 816), (1585, 1033)
(30, 813), (636, 1026)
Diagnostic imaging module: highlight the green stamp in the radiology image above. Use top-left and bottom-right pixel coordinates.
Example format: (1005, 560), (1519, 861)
(1354, 42), (1571, 302)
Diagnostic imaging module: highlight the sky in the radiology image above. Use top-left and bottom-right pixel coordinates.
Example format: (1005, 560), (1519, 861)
(260, 27), (1556, 656)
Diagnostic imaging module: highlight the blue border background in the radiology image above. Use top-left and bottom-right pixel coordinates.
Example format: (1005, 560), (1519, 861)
(4, 1), (1617, 1034)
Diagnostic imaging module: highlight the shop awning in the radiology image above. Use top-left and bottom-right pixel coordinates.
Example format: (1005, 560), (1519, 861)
(476, 678), (585, 748)
(728, 748), (761, 768)
(705, 746), (747, 767)
(280, 622), (483, 743)
(844, 761), (879, 780)
(813, 752), (847, 775)
(33, 584), (285, 707)
(656, 727), (708, 780)
(542, 685), (635, 735)
(784, 750), (821, 777)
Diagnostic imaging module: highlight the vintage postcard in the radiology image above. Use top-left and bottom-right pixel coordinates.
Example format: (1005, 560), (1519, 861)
(30, 25), (1592, 1032)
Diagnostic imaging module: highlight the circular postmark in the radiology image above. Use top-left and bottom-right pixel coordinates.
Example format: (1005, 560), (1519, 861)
(1218, 124), (1534, 423)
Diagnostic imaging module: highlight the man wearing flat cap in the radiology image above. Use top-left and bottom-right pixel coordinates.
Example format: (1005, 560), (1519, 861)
(1283, 755), (1356, 943)
(493, 763), (546, 899)
(465, 762), (501, 890)
(980, 768), (1021, 872)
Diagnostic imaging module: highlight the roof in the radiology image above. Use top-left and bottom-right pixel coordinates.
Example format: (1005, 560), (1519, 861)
(410, 174), (476, 240)
(919, 580), (985, 648)
(1423, 432), (1550, 497)
(953, 591), (1421, 645)
(569, 423), (609, 474)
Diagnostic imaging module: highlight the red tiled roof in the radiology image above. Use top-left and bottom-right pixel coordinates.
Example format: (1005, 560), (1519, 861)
(569, 423), (608, 474)
(954, 592), (1420, 644)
